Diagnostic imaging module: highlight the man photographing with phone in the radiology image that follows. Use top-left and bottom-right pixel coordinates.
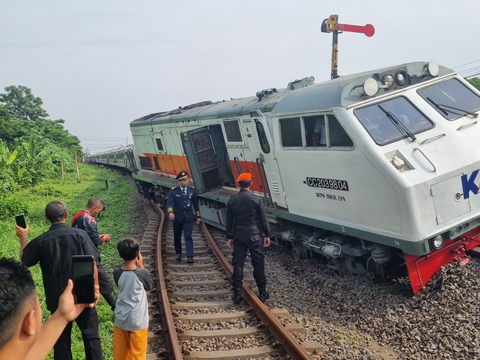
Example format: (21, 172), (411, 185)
(16, 200), (103, 360)
(0, 257), (99, 360)
(15, 214), (27, 229)
(71, 196), (117, 310)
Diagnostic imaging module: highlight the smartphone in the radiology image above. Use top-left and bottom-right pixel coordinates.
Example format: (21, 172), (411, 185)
(15, 214), (27, 229)
(72, 255), (95, 304)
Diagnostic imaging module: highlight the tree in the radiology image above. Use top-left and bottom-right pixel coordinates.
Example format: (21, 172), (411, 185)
(0, 104), (9, 121)
(0, 85), (49, 122)
(468, 78), (480, 91)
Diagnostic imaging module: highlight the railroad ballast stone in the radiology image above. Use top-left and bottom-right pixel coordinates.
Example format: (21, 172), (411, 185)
(265, 245), (480, 359)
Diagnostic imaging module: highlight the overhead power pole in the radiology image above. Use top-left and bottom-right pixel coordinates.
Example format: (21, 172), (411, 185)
(321, 15), (375, 79)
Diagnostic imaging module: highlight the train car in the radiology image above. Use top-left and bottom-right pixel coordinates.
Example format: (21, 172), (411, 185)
(89, 145), (139, 173)
(130, 61), (480, 294)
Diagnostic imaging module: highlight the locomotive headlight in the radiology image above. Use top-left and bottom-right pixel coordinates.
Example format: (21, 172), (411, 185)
(395, 70), (407, 86)
(382, 74), (394, 89)
(363, 78), (379, 96)
(430, 235), (445, 250)
(427, 60), (439, 77)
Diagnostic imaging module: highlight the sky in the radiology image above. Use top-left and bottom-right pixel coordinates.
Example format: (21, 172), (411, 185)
(1, 0), (480, 154)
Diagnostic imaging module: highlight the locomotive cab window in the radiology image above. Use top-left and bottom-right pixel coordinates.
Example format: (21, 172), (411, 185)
(223, 119), (243, 142)
(355, 96), (434, 146)
(280, 117), (302, 147)
(328, 115), (353, 147)
(417, 78), (480, 121)
(304, 115), (353, 148)
(155, 138), (164, 151)
(304, 115), (326, 147)
(255, 120), (270, 153)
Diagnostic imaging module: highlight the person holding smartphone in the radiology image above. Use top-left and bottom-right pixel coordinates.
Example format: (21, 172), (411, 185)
(113, 238), (153, 360)
(16, 200), (103, 360)
(0, 257), (99, 360)
(71, 196), (117, 310)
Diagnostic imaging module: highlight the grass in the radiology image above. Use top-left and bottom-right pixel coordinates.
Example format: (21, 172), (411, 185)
(337, 331), (363, 349)
(0, 164), (136, 360)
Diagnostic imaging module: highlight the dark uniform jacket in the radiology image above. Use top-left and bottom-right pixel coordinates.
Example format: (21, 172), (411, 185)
(22, 223), (100, 312)
(226, 188), (271, 239)
(167, 186), (200, 222)
(71, 210), (105, 247)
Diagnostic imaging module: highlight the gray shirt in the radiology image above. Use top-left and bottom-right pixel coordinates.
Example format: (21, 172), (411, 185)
(113, 268), (153, 331)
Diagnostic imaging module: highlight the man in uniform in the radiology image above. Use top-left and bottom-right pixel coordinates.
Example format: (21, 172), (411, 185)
(71, 196), (117, 310)
(167, 171), (201, 264)
(226, 173), (271, 304)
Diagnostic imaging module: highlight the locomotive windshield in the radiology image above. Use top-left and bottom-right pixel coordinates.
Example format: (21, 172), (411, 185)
(355, 96), (434, 146)
(417, 78), (480, 120)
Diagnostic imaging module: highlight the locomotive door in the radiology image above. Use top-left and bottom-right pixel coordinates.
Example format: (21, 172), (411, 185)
(181, 127), (222, 193)
(249, 112), (287, 209)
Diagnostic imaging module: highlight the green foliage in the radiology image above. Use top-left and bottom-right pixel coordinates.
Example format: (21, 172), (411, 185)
(0, 165), (136, 360)
(0, 104), (10, 121)
(0, 193), (32, 219)
(0, 141), (18, 169)
(468, 78), (480, 91)
(0, 85), (49, 121)
(0, 85), (82, 164)
(0, 141), (21, 192)
(0, 137), (81, 193)
(0, 117), (82, 157)
(0, 85), (83, 192)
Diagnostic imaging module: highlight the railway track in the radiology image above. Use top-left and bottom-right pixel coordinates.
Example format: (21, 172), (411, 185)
(139, 202), (322, 359)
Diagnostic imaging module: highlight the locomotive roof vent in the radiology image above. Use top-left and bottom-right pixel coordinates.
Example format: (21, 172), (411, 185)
(287, 76), (315, 91)
(256, 88), (277, 101)
(181, 100), (213, 110)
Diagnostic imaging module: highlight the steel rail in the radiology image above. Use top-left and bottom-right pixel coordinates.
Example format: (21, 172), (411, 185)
(201, 222), (313, 360)
(151, 203), (183, 360)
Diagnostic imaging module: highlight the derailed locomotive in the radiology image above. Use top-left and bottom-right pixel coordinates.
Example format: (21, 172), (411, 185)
(127, 61), (480, 293)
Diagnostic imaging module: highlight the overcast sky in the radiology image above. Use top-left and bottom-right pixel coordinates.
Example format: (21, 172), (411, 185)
(1, 0), (479, 153)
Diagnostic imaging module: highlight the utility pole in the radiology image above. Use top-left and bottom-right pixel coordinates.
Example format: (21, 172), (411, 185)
(321, 15), (375, 79)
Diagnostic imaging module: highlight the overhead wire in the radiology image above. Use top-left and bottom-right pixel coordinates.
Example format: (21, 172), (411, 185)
(458, 65), (480, 76)
(465, 72), (480, 79)
(452, 59), (480, 69)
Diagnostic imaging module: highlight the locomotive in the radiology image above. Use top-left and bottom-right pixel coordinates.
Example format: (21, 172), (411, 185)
(94, 60), (480, 293)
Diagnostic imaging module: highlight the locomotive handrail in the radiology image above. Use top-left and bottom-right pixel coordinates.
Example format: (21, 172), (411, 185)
(233, 156), (243, 174)
(256, 157), (273, 206)
(419, 133), (446, 145)
(413, 148), (436, 172)
(457, 120), (478, 131)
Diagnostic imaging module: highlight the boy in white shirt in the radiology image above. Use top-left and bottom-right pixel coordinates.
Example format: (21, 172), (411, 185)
(113, 238), (153, 360)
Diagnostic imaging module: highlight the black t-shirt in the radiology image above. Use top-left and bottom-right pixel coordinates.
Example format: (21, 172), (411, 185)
(22, 223), (100, 312)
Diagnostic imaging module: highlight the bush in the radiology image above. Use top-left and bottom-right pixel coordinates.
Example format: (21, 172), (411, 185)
(0, 193), (32, 219)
